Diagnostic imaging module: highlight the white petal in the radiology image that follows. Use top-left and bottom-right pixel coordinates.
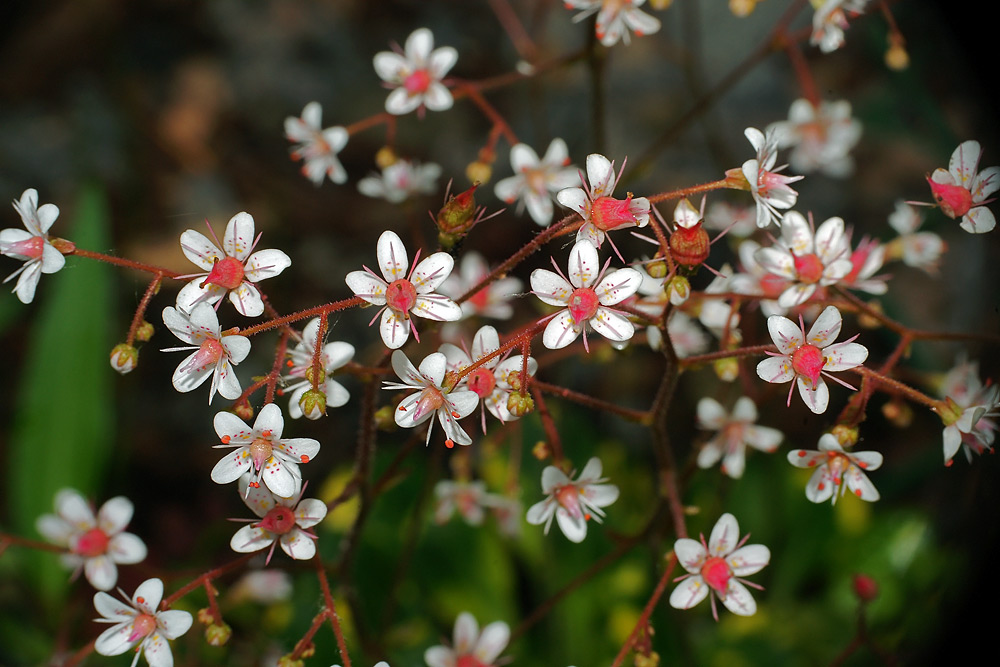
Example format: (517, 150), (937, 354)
(727, 544), (770, 577)
(178, 229), (222, 270)
(525, 499), (555, 526)
(708, 513), (740, 556)
(949, 140), (982, 188)
(228, 282), (263, 317)
(756, 356), (794, 384)
(157, 609), (193, 640)
(428, 46), (458, 77)
(585, 153), (616, 197)
(404, 27), (434, 61)
(668, 576), (709, 610)
(494, 175), (523, 205)
(417, 352), (448, 386)
(380, 308), (410, 349)
(133, 578), (164, 611)
(95, 622), (137, 656)
(244, 248), (291, 282)
(673, 538), (708, 573)
(525, 191), (554, 226)
(813, 217), (846, 264)
(806, 305), (843, 347)
(373, 51), (407, 83)
(582, 482), (619, 509)
(822, 341), (867, 371)
(412, 252), (454, 293)
(804, 465), (836, 503)
(376, 230), (409, 282)
(754, 247), (795, 279)
(509, 143), (540, 172)
(589, 307), (635, 343)
(279, 529), (317, 560)
(766, 315), (803, 353)
(720, 579), (757, 616)
(230, 525), (274, 553)
(454, 611), (479, 653)
(530, 269), (573, 307)
(567, 240), (601, 289)
(96, 497), (133, 535)
(345, 271), (388, 304)
(555, 507), (588, 542)
(474, 621), (510, 663)
(413, 294), (463, 322)
(222, 212), (255, 261)
(796, 375), (830, 414)
(93, 591), (135, 622)
(84, 556), (118, 591)
(556, 187), (589, 215)
(972, 166), (1000, 202)
(780, 211), (814, 255)
(745, 425), (783, 453)
(540, 466), (571, 493)
(424, 646), (452, 667)
(595, 268), (642, 306)
(542, 310), (582, 349)
(961, 207), (996, 234)
(108, 532), (147, 565)
(845, 466), (880, 502)
(294, 498), (328, 529)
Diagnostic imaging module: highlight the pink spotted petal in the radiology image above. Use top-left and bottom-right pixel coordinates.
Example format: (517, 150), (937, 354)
(540, 465), (571, 494)
(294, 499), (328, 529)
(279, 529), (316, 560)
(708, 513), (740, 556)
(157, 610), (193, 640)
(585, 153), (616, 197)
(822, 341), (868, 371)
(949, 140), (982, 188)
(222, 212), (255, 261)
(845, 467), (880, 502)
(589, 307), (634, 343)
(412, 252), (454, 293)
(109, 532), (148, 565)
(94, 621), (137, 656)
(668, 575), (710, 609)
(804, 465), (836, 503)
(972, 166), (1000, 202)
(530, 268), (574, 306)
(720, 579), (758, 616)
(541, 310), (582, 349)
(673, 538), (708, 573)
(961, 206), (996, 234)
(796, 375), (830, 414)
(567, 239), (601, 289)
(375, 230), (409, 283)
(178, 229), (222, 270)
(766, 315), (803, 353)
(556, 187), (589, 216)
(380, 308), (410, 349)
(93, 591), (135, 622)
(595, 267), (642, 306)
(555, 507), (588, 542)
(727, 544), (770, 577)
(345, 270), (388, 305)
(412, 294), (462, 322)
(230, 525), (275, 553)
(806, 305), (843, 347)
(756, 356), (795, 384)
(132, 578), (164, 611)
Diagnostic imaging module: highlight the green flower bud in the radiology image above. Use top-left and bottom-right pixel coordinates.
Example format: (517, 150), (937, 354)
(109, 343), (139, 375)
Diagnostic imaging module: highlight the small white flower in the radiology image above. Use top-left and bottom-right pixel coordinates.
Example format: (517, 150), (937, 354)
(741, 127), (804, 228)
(227, 569), (293, 605)
(811, 0), (869, 53)
(768, 98), (862, 177)
(36, 489), (147, 591)
(788, 433), (883, 503)
(230, 474), (327, 563)
(437, 251), (523, 321)
(756, 305), (868, 414)
(358, 159), (441, 204)
(383, 350), (479, 447)
(494, 139), (579, 226)
(93, 578), (193, 665)
(564, 0), (662, 47)
(886, 201), (945, 272)
(161, 303), (250, 404)
(731, 238), (791, 317)
(557, 153), (650, 252)
(669, 513), (770, 620)
(176, 212), (291, 317)
(530, 239), (642, 350)
(374, 28), (457, 116)
(284, 102), (349, 185)
(345, 230), (461, 349)
(696, 397), (783, 478)
(525, 457), (620, 543)
(211, 403), (319, 499)
(424, 612), (510, 667)
(926, 140), (999, 234)
(938, 358), (1000, 465)
(433, 480), (490, 526)
(0, 188), (65, 303)
(282, 318), (354, 419)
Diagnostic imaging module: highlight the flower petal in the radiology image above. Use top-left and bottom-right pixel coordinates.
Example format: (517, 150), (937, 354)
(673, 538), (708, 573)
(133, 578), (164, 611)
(796, 375), (830, 414)
(230, 525), (274, 553)
(345, 270), (388, 305)
(595, 267), (642, 306)
(412, 252), (454, 293)
(555, 507), (588, 542)
(376, 230), (409, 282)
(178, 229), (222, 270)
(586, 153), (616, 197)
(668, 575), (710, 610)
(766, 315), (803, 353)
(756, 356), (794, 384)
(380, 308), (411, 349)
(413, 294), (463, 322)
(806, 305), (843, 347)
(542, 310), (582, 349)
(720, 579), (758, 616)
(222, 212), (255, 261)
(708, 513), (740, 556)
(727, 544), (770, 577)
(590, 307), (634, 343)
(530, 269), (573, 307)
(567, 240), (601, 289)
(279, 529), (316, 560)
(822, 341), (867, 371)
(157, 609), (193, 640)
(474, 621), (510, 663)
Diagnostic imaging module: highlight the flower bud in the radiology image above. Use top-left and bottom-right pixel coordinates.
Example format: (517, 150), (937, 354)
(233, 400), (255, 422)
(299, 389), (327, 420)
(935, 397), (963, 427)
(882, 398), (913, 428)
(50, 237), (77, 254)
(196, 608), (214, 625)
(109, 343), (139, 375)
(635, 652), (661, 667)
(531, 440), (551, 461)
(728, 0), (756, 16)
(852, 573), (879, 602)
(645, 253), (668, 279)
(885, 35), (909, 71)
(831, 424), (859, 448)
(205, 622), (232, 646)
(437, 184), (482, 251)
(375, 145), (397, 169)
(277, 657), (304, 667)
(669, 223), (710, 268)
(466, 160), (492, 185)
(507, 390), (534, 417)
(134, 320), (154, 342)
(666, 275), (690, 306)
(713, 357), (739, 383)
(303, 365), (325, 386)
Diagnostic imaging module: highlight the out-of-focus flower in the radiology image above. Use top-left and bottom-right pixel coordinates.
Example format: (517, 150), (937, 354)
(669, 513), (770, 620)
(383, 350), (478, 447)
(839, 234), (887, 296)
(756, 305), (868, 414)
(526, 457), (619, 543)
(704, 201), (757, 238)
(925, 140), (999, 234)
(885, 201), (945, 272)
(36, 489), (147, 591)
(557, 153), (650, 252)
(937, 358), (1000, 465)
(564, 1), (662, 48)
(731, 238), (790, 317)
(696, 397), (782, 478)
(787, 433), (882, 503)
(176, 212), (291, 317)
(345, 230), (461, 349)
(494, 139), (579, 226)
(93, 578), (193, 665)
(425, 612), (509, 667)
(810, 0), (869, 53)
(284, 102), (349, 185)
(1, 188), (66, 303)
(228, 569), (293, 605)
(768, 99), (862, 177)
(230, 474), (326, 563)
(374, 28), (457, 115)
(740, 127), (803, 228)
(162, 303), (250, 403)
(438, 251), (523, 321)
(358, 159), (441, 203)
(433, 480), (490, 526)
(281, 318), (353, 420)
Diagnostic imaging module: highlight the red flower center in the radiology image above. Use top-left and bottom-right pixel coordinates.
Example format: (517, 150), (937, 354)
(74, 527), (110, 557)
(700, 556), (733, 594)
(386, 278), (418, 314)
(590, 194), (637, 232)
(259, 506), (297, 535)
(202, 256), (246, 291)
(249, 437), (274, 472)
(793, 253), (825, 284)
(467, 367), (496, 398)
(567, 287), (600, 325)
(456, 656), (488, 667)
(192, 337), (225, 370)
(404, 69), (432, 94)
(555, 484), (584, 519)
(414, 386), (446, 420)
(127, 613), (158, 643)
(5, 235), (45, 260)
(791, 344), (825, 385)
(927, 176), (973, 219)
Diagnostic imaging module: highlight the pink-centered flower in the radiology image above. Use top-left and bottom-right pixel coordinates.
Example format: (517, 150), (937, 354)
(696, 397), (783, 478)
(161, 303), (250, 404)
(740, 127), (804, 228)
(768, 98), (862, 177)
(93, 578), (193, 666)
(925, 140), (999, 234)
(211, 403), (320, 498)
(669, 513), (770, 620)
(281, 318), (354, 419)
(756, 305), (868, 414)
(374, 28), (457, 116)
(1, 188), (66, 303)
(424, 612), (510, 667)
(358, 159), (442, 204)
(525, 457), (620, 543)
(433, 479), (490, 526)
(938, 358), (1000, 465)
(810, 0), (869, 53)
(437, 251), (523, 321)
(383, 350), (479, 447)
(36, 489), (147, 591)
(787, 433), (882, 504)
(564, 0), (662, 48)
(557, 153), (650, 253)
(229, 474), (327, 563)
(494, 138), (579, 226)
(345, 230), (461, 349)
(530, 239), (642, 350)
(284, 101), (349, 185)
(176, 212), (291, 317)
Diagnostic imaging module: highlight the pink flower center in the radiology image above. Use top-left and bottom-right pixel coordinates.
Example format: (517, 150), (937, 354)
(567, 287), (600, 325)
(468, 286), (490, 311)
(127, 613), (158, 643)
(456, 656), (488, 667)
(590, 194), (637, 232)
(759, 273), (788, 299)
(258, 506), (297, 535)
(467, 367), (496, 398)
(793, 253), (825, 284)
(386, 278), (418, 314)
(192, 337), (225, 369)
(3, 235), (45, 259)
(700, 556), (733, 594)
(249, 437), (274, 472)
(524, 167), (548, 194)
(414, 386), (446, 420)
(202, 256), (246, 291)
(555, 484), (585, 519)
(927, 177), (973, 219)
(73, 527), (110, 557)
(791, 344), (825, 385)
(404, 69), (432, 94)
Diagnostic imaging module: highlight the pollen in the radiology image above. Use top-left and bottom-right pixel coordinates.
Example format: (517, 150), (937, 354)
(221, 435), (231, 444)
(300, 454), (310, 463)
(445, 439), (455, 449)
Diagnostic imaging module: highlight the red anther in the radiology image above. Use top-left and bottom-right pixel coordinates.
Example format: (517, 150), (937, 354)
(445, 439), (455, 449)
(300, 455), (310, 463)
(221, 435), (231, 444)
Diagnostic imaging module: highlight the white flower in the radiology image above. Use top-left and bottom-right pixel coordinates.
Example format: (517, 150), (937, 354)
(161, 304), (250, 404)
(768, 98), (862, 177)
(227, 569), (293, 605)
(345, 230), (461, 349)
(383, 350), (479, 447)
(665, 310), (709, 357)
(284, 102), (349, 185)
(565, 0), (662, 47)
(557, 153), (650, 252)
(433, 480), (490, 526)
(282, 318), (354, 419)
(787, 433), (883, 503)
(358, 159), (442, 203)
(704, 201), (758, 238)
(696, 397), (783, 478)
(698, 264), (742, 343)
(938, 359), (1000, 465)
(494, 139), (579, 226)
(669, 513), (770, 620)
(839, 234), (888, 296)
(93, 578), (193, 666)
(886, 201), (944, 272)
(926, 140), (999, 234)
(731, 238), (791, 317)
(525, 457), (620, 543)
(374, 28), (457, 116)
(756, 305), (868, 414)
(176, 212), (291, 317)
(753, 211), (853, 308)
(211, 403), (319, 499)
(35, 489), (147, 591)
(741, 127), (804, 228)
(230, 474), (327, 563)
(424, 612), (510, 667)
(811, 0), (869, 53)
(530, 240), (642, 350)
(1, 188), (65, 303)
(437, 251), (523, 321)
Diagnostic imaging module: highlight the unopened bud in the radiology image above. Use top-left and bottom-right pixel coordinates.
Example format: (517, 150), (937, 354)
(299, 389), (327, 420)
(437, 184), (480, 251)
(196, 608), (215, 625)
(882, 398), (913, 428)
(646, 254), (668, 279)
(666, 275), (690, 306)
(852, 573), (879, 602)
(298, 642), (316, 658)
(669, 223), (710, 267)
(728, 0), (756, 16)
(831, 424), (859, 448)
(885, 36), (909, 71)
(531, 440), (551, 461)
(507, 390), (534, 417)
(233, 401), (254, 421)
(467, 161), (492, 185)
(375, 146), (397, 169)
(303, 365), (325, 386)
(134, 321), (154, 342)
(374, 404), (397, 431)
(635, 652), (661, 667)
(205, 622), (232, 646)
(277, 657), (304, 667)
(50, 237), (77, 254)
(650, 0), (673, 9)
(713, 356), (739, 383)
(109, 343), (139, 375)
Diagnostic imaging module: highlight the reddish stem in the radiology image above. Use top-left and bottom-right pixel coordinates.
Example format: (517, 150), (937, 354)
(70, 247), (180, 278)
(610, 553), (679, 667)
